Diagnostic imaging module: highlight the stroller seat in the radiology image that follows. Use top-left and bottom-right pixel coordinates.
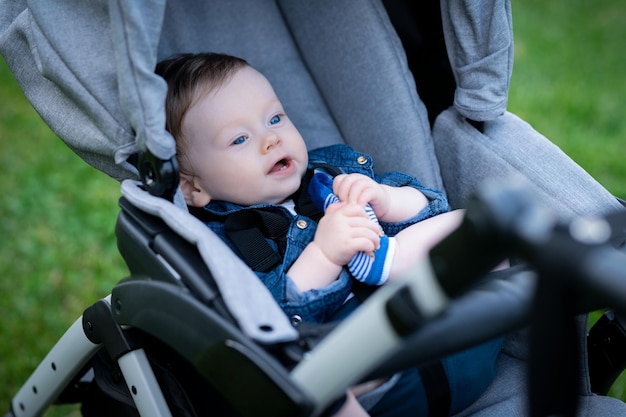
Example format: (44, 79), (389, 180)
(2, 0), (626, 416)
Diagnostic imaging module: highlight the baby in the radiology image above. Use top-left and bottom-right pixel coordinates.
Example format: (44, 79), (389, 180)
(157, 53), (464, 295)
(156, 52), (502, 416)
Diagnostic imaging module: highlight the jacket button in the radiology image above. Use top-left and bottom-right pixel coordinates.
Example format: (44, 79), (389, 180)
(296, 219), (308, 229)
(291, 315), (302, 326)
(356, 155), (368, 165)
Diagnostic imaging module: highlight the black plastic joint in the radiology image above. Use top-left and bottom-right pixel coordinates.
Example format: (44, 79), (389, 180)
(385, 286), (426, 337)
(138, 151), (180, 201)
(83, 299), (138, 360)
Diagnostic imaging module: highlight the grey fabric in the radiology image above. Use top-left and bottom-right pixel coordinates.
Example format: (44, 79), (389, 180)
(441, 0), (514, 121)
(452, 354), (529, 417)
(358, 373), (403, 411)
(0, 0), (24, 30)
(452, 352), (626, 417)
(157, 0), (345, 154)
(108, 0), (174, 164)
(498, 314), (592, 397)
(0, 0), (169, 181)
(279, 0), (443, 189)
(120, 180), (298, 344)
(156, 0), (444, 188)
(577, 395), (626, 417)
(433, 108), (625, 217)
(0, 0), (443, 188)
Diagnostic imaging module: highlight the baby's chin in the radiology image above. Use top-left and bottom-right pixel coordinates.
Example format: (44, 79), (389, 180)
(268, 186), (302, 205)
(268, 191), (297, 205)
(274, 178), (304, 203)
(273, 196), (293, 205)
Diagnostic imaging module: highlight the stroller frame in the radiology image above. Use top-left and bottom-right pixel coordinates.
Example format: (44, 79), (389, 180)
(9, 181), (455, 417)
(3, 0), (626, 416)
(10, 175), (626, 417)
(8, 300), (171, 417)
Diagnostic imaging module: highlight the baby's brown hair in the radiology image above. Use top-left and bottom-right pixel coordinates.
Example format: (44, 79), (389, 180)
(155, 52), (249, 174)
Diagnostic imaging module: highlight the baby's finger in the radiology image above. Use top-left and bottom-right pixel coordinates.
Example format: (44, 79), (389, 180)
(344, 177), (377, 205)
(324, 200), (346, 214)
(332, 174), (350, 201)
(347, 236), (378, 255)
(346, 218), (382, 247)
(333, 174), (364, 200)
(350, 183), (377, 206)
(334, 201), (366, 215)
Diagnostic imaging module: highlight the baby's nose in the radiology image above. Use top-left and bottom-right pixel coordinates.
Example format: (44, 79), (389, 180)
(263, 133), (281, 152)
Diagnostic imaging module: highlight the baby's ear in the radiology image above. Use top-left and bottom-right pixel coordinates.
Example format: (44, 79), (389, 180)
(179, 173), (211, 207)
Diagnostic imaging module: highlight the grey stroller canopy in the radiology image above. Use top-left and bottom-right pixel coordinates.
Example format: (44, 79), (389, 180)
(3, 1), (626, 417)
(1, 0), (513, 189)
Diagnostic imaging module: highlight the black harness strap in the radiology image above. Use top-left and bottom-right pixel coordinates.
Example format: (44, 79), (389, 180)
(189, 205), (289, 272)
(188, 165), (339, 273)
(419, 361), (451, 417)
(218, 164), (344, 273)
(223, 209), (291, 273)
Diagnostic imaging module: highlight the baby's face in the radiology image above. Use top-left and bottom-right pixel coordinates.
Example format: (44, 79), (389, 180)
(182, 67), (309, 206)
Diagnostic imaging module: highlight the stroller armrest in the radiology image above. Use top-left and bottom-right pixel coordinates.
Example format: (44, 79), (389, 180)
(110, 278), (315, 417)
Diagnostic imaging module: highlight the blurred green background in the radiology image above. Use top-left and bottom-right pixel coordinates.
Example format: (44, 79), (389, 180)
(1, 0), (625, 415)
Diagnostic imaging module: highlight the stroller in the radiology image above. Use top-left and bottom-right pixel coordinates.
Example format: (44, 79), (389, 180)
(2, 0), (626, 416)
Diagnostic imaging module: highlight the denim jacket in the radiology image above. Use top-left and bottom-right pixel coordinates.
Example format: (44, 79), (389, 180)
(199, 144), (449, 324)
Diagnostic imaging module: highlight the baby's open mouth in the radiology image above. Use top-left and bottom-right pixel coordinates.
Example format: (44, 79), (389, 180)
(269, 158), (291, 173)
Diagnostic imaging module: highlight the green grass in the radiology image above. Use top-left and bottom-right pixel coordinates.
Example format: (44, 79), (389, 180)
(508, 0), (626, 400)
(509, 0), (626, 199)
(1, 0), (626, 414)
(0, 57), (127, 415)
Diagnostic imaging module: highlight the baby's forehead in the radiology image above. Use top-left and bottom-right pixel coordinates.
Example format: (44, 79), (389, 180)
(229, 68), (284, 109)
(200, 66), (274, 100)
(184, 66), (283, 128)
(236, 66), (277, 92)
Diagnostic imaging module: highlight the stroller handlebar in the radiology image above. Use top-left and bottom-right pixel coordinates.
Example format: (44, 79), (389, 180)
(292, 178), (626, 416)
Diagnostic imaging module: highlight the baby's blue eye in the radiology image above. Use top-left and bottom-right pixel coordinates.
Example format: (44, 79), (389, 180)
(232, 136), (247, 145)
(270, 115), (282, 125)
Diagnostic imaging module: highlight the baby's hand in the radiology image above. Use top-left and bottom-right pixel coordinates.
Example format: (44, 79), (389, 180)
(313, 202), (381, 267)
(332, 174), (391, 218)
